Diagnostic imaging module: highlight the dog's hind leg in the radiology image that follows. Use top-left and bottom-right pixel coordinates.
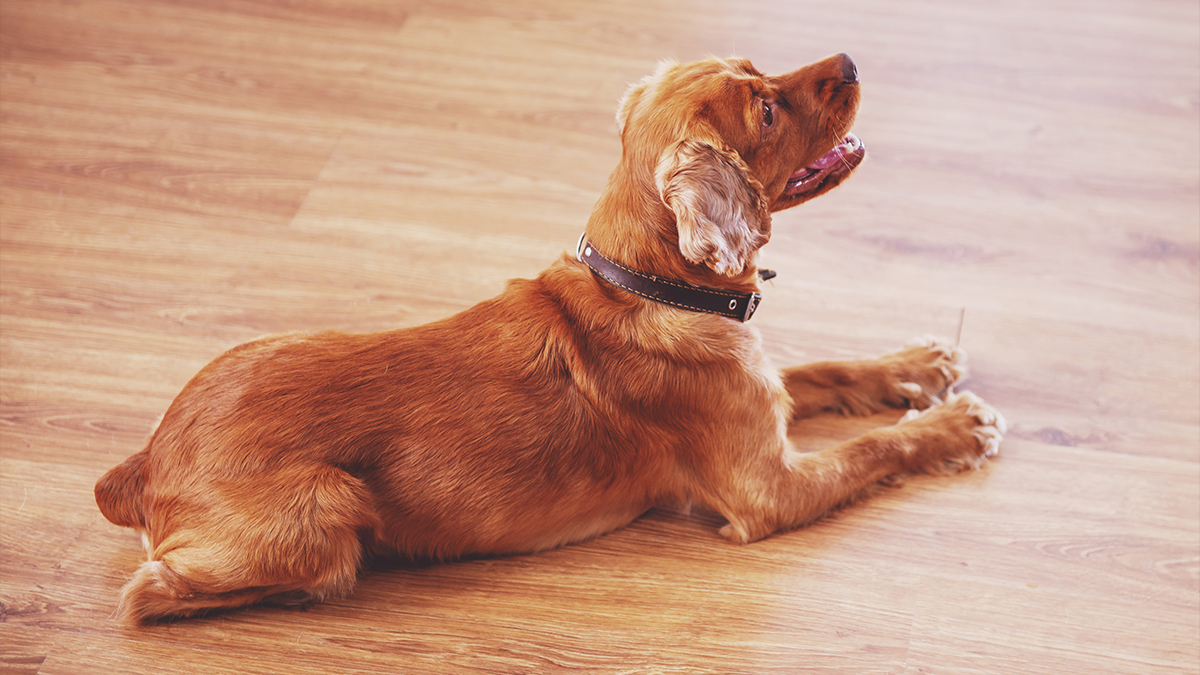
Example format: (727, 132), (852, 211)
(118, 464), (379, 623)
(783, 336), (965, 422)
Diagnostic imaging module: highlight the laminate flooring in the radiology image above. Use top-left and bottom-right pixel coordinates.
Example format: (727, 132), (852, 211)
(2, 0), (1197, 672)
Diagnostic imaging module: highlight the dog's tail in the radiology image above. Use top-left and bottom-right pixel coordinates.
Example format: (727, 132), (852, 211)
(116, 559), (301, 624)
(95, 446), (150, 529)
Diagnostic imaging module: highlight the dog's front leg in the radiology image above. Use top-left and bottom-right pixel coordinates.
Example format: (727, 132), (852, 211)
(716, 391), (1004, 544)
(783, 336), (965, 422)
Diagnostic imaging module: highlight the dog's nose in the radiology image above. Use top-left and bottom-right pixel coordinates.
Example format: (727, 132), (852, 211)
(838, 53), (858, 84)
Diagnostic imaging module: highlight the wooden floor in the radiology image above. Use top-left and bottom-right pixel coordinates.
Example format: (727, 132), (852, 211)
(2, 0), (1197, 672)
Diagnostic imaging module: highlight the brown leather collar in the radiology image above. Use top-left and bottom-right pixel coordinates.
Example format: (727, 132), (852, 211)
(575, 234), (766, 322)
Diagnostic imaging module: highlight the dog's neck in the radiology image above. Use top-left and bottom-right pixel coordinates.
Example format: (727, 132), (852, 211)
(583, 164), (763, 295)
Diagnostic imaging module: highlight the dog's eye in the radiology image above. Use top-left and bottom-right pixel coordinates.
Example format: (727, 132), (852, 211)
(761, 99), (774, 128)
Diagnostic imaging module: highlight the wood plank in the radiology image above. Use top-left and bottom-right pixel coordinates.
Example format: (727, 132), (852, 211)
(904, 577), (1199, 674)
(0, 625), (57, 675)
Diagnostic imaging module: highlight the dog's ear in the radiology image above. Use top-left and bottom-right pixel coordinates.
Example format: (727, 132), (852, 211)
(656, 136), (771, 276)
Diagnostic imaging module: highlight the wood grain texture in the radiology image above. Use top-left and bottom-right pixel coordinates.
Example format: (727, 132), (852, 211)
(2, 0), (1197, 672)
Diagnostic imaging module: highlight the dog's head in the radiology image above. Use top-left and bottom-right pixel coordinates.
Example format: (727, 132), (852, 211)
(614, 55), (864, 277)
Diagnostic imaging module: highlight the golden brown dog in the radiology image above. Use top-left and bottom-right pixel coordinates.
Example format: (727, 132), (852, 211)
(96, 53), (1006, 623)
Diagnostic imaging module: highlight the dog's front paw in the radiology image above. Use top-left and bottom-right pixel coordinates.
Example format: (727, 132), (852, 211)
(880, 336), (967, 411)
(896, 391), (1006, 474)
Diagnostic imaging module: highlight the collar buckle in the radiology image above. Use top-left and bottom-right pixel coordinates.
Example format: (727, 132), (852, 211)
(743, 292), (762, 322)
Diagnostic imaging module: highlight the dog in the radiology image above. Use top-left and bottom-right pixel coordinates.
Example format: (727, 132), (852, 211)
(95, 53), (1006, 623)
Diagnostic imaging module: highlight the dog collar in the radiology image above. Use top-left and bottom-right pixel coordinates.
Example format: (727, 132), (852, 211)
(575, 233), (768, 322)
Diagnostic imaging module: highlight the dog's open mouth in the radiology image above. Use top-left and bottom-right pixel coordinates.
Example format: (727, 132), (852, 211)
(783, 133), (866, 196)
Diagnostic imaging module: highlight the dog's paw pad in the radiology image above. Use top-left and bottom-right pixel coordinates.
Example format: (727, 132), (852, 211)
(895, 380), (942, 409)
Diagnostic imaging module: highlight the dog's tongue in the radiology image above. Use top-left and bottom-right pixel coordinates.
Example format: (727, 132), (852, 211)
(807, 133), (862, 170)
(784, 133), (865, 196)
